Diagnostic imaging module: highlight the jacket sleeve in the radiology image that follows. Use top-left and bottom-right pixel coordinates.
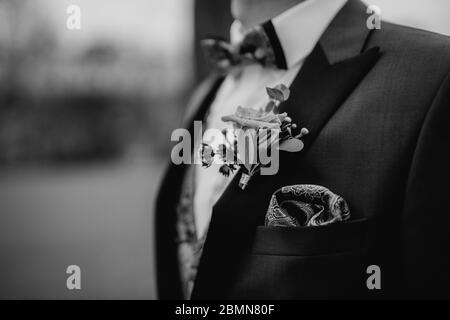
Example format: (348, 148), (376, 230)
(401, 70), (450, 299)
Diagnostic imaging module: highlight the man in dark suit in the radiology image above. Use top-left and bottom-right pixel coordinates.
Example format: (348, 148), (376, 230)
(156, 0), (450, 299)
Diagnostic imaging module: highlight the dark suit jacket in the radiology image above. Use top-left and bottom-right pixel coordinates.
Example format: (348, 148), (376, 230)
(155, 0), (450, 299)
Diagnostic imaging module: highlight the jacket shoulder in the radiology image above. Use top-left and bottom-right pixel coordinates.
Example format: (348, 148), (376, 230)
(376, 21), (450, 71)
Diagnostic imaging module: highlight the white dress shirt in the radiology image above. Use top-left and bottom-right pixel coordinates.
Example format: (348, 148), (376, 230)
(194, 0), (348, 239)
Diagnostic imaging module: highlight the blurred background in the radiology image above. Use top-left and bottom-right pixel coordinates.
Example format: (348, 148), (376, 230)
(0, 0), (449, 299)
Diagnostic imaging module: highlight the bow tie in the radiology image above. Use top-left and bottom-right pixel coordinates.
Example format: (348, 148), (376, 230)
(201, 24), (285, 74)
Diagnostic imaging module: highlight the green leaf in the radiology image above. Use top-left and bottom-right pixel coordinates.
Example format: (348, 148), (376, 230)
(266, 87), (284, 102)
(279, 139), (304, 152)
(266, 84), (290, 102)
(274, 84), (290, 101)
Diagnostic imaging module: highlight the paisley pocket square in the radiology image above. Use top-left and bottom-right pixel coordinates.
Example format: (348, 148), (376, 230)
(265, 185), (350, 227)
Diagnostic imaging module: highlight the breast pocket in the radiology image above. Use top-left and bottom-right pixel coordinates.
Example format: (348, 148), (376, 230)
(252, 218), (369, 256)
(228, 219), (371, 299)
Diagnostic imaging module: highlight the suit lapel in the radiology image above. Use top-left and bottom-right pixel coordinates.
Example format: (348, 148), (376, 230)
(183, 74), (225, 129)
(155, 74), (223, 299)
(191, 0), (382, 299)
(159, 74), (224, 212)
(279, 0), (381, 154)
(280, 44), (381, 155)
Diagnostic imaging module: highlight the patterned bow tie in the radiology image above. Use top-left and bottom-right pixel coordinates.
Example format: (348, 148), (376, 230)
(201, 24), (285, 74)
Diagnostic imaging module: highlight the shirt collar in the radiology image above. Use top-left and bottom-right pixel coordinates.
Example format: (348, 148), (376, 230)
(231, 0), (348, 69)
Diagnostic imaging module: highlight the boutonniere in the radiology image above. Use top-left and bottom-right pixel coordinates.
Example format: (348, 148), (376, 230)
(201, 84), (308, 190)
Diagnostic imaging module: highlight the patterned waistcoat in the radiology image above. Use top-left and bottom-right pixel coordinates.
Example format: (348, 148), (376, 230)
(175, 164), (206, 299)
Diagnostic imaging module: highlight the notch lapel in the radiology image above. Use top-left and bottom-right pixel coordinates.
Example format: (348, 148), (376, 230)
(279, 44), (381, 156)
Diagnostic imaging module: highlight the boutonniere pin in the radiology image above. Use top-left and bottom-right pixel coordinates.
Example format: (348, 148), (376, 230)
(201, 84), (308, 190)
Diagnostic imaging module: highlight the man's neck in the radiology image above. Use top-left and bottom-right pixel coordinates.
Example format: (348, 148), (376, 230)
(231, 0), (304, 29)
